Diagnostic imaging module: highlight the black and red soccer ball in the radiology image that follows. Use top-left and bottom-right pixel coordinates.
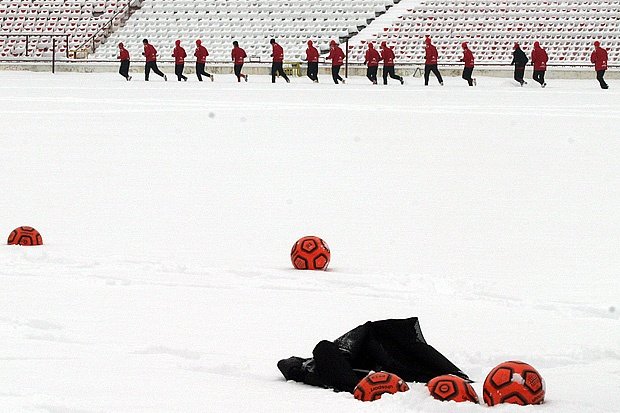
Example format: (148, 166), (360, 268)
(7, 226), (43, 246)
(483, 360), (545, 406)
(353, 371), (409, 402)
(427, 374), (479, 403)
(290, 236), (330, 270)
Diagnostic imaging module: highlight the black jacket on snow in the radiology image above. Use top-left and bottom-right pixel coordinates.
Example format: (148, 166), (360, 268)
(277, 317), (469, 393)
(511, 48), (529, 67)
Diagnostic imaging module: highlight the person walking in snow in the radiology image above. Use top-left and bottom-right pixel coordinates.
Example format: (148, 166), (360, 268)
(305, 40), (319, 83)
(424, 36), (443, 86)
(270, 38), (290, 83)
(326, 40), (345, 84)
(460, 42), (475, 86)
(142, 39), (167, 81)
(591, 41), (609, 89)
(231, 41), (248, 82)
(194, 40), (214, 82)
(171, 40), (188, 82)
(511, 42), (528, 86)
(531, 41), (548, 88)
(117, 42), (131, 81)
(364, 42), (381, 84)
(380, 41), (404, 85)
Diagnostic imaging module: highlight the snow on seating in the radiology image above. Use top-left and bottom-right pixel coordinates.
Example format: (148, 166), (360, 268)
(348, 0), (620, 64)
(0, 0), (130, 58)
(93, 0), (398, 61)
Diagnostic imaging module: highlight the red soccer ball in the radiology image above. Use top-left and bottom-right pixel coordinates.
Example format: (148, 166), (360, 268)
(483, 361), (545, 406)
(353, 371), (410, 402)
(427, 374), (479, 403)
(290, 236), (330, 270)
(7, 226), (43, 246)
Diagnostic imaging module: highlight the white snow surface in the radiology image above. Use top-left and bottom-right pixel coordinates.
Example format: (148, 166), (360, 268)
(0, 71), (619, 413)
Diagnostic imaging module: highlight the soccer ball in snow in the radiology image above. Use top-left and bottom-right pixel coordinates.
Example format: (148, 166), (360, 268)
(353, 371), (409, 402)
(483, 361), (545, 406)
(7, 226), (43, 246)
(290, 236), (330, 270)
(427, 374), (479, 403)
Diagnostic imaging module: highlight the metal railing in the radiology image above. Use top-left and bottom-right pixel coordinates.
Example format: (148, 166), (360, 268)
(0, 33), (69, 58)
(71, 0), (139, 58)
(0, 33), (70, 72)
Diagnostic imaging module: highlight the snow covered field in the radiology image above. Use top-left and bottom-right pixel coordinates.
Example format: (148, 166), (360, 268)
(0, 71), (618, 412)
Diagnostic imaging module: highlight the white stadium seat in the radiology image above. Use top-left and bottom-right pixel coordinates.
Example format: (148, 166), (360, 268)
(92, 0), (396, 61)
(348, 0), (620, 64)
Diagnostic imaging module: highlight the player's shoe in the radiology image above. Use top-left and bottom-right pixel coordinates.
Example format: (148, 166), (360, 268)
(164, 75), (167, 81)
(473, 78), (477, 86)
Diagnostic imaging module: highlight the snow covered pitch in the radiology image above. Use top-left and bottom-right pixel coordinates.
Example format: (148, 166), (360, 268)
(0, 71), (618, 412)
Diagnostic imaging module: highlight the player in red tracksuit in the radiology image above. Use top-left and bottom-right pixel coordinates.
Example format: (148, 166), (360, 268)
(424, 36), (443, 86)
(194, 40), (214, 82)
(591, 41), (609, 89)
(305, 40), (320, 83)
(117, 42), (131, 81)
(364, 42), (381, 84)
(460, 42), (475, 86)
(326, 40), (345, 84)
(531, 41), (548, 88)
(380, 41), (403, 85)
(231, 41), (248, 82)
(270, 38), (290, 83)
(142, 39), (167, 81)
(171, 40), (187, 82)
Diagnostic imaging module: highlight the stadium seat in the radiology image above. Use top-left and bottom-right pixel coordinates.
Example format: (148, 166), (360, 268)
(93, 0), (398, 61)
(1, 0), (618, 63)
(347, 0), (620, 64)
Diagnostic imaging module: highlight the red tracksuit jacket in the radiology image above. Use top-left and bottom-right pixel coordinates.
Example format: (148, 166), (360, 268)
(306, 45), (319, 63)
(118, 48), (129, 61)
(531, 47), (548, 71)
(143, 44), (157, 62)
(272, 43), (284, 62)
(232, 47), (247, 64)
(195, 45), (208, 64)
(327, 46), (344, 66)
(462, 48), (474, 68)
(172, 47), (186, 64)
(425, 44), (438, 65)
(381, 47), (395, 66)
(591, 47), (608, 71)
(365, 48), (381, 67)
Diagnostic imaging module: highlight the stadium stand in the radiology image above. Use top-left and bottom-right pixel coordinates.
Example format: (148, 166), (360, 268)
(94, 0), (400, 61)
(1, 0), (618, 66)
(0, 0), (136, 58)
(348, 0), (620, 64)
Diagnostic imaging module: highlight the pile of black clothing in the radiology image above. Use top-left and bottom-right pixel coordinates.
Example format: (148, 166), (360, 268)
(277, 317), (469, 393)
